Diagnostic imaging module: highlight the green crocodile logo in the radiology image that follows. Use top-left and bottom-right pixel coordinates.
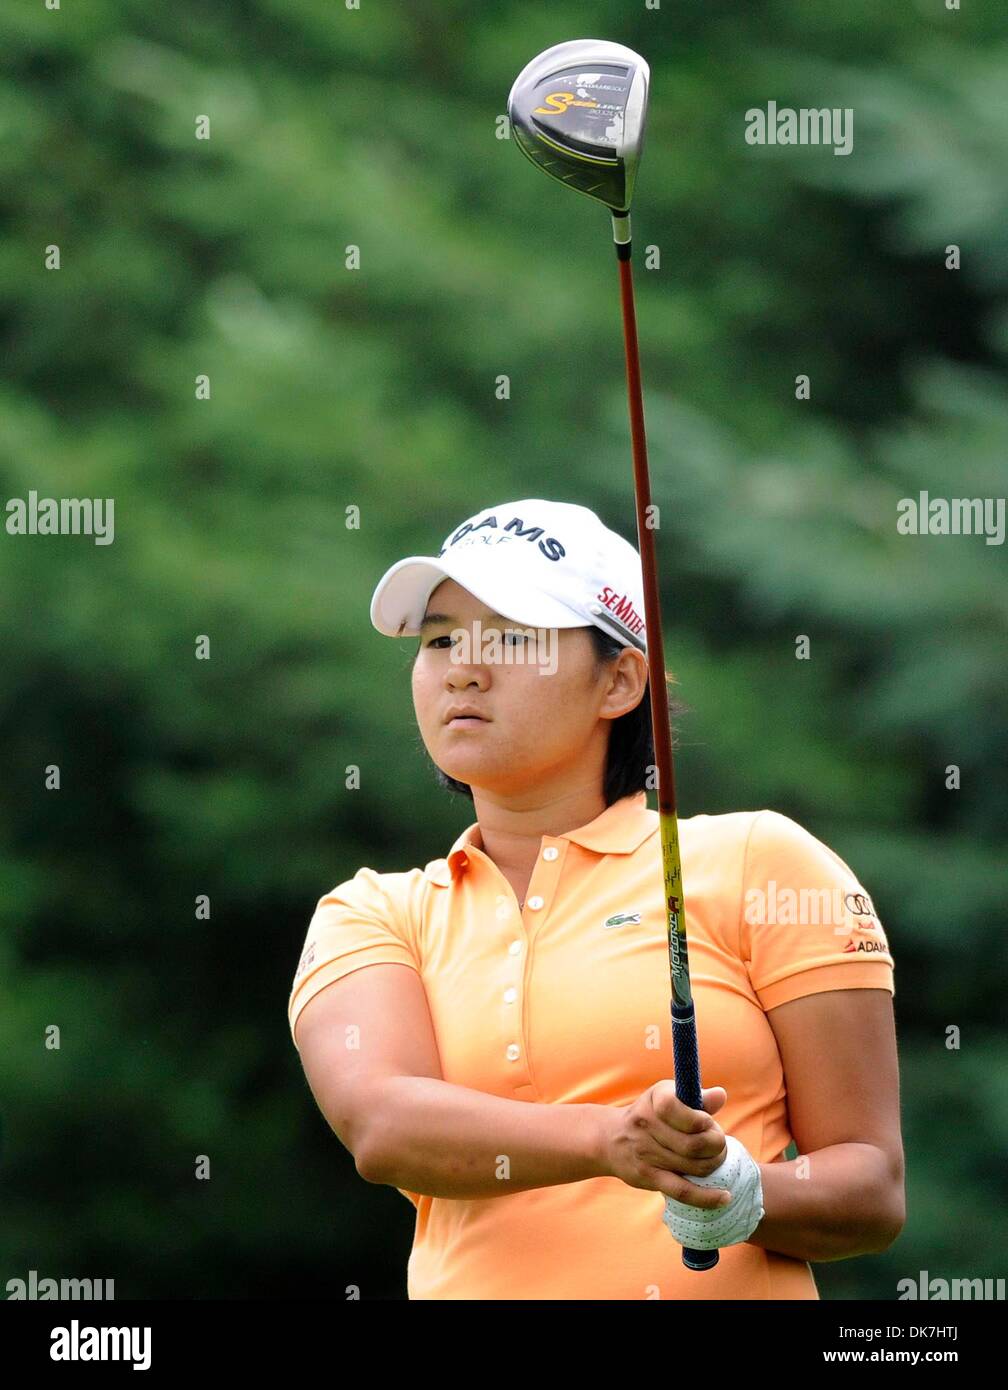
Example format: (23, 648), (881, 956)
(603, 911), (642, 929)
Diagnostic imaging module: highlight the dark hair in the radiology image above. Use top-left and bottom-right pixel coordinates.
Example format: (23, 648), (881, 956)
(415, 624), (689, 808)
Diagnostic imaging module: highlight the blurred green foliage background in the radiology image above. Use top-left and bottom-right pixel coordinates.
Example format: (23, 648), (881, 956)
(1, 0), (1006, 1299)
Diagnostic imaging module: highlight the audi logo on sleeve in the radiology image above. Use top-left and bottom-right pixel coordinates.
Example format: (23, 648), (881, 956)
(844, 892), (877, 918)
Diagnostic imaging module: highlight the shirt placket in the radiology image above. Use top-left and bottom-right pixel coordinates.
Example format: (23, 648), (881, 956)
(497, 839), (566, 1085)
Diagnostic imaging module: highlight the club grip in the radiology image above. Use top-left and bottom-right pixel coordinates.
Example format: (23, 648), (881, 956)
(672, 1002), (720, 1271)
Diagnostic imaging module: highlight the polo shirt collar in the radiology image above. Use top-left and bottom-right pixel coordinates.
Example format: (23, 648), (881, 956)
(423, 790), (654, 887)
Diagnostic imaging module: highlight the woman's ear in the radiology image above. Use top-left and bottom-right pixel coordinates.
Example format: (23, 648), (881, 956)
(602, 648), (648, 719)
(621, 648), (649, 703)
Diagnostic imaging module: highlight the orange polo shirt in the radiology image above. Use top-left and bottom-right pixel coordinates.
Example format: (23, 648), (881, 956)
(288, 792), (895, 1300)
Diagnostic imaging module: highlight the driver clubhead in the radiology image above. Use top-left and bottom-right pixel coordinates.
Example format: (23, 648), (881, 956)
(507, 39), (650, 215)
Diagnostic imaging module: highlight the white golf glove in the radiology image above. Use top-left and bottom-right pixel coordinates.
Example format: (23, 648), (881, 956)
(662, 1134), (765, 1250)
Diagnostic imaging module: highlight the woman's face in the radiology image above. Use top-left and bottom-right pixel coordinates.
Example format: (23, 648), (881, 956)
(411, 576), (646, 801)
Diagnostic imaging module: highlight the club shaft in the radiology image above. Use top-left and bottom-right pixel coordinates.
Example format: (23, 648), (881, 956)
(615, 254), (677, 819)
(614, 231), (719, 1273)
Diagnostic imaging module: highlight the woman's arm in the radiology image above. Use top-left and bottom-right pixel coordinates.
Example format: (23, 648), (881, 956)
(747, 987), (906, 1261)
(300, 963), (727, 1205)
(295, 962), (615, 1198)
(365, 1075), (731, 1204)
(362, 1075), (611, 1196)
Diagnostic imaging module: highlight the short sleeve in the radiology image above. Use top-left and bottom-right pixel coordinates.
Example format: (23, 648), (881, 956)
(740, 810), (895, 1011)
(287, 867), (420, 1049)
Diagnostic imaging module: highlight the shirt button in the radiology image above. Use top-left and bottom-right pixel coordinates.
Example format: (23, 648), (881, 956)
(543, 847), (559, 861)
(508, 940), (522, 956)
(506, 1043), (520, 1061)
(504, 987), (517, 1003)
(527, 895), (544, 910)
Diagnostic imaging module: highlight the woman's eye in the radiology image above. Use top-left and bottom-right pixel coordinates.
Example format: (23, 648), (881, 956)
(426, 631), (527, 648)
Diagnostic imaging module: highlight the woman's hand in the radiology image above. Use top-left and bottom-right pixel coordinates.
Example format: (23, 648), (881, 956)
(599, 1081), (732, 1209)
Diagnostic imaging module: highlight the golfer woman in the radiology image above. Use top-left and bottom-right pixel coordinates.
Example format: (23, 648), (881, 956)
(288, 498), (904, 1300)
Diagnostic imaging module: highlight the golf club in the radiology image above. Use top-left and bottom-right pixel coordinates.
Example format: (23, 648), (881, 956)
(508, 39), (719, 1273)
